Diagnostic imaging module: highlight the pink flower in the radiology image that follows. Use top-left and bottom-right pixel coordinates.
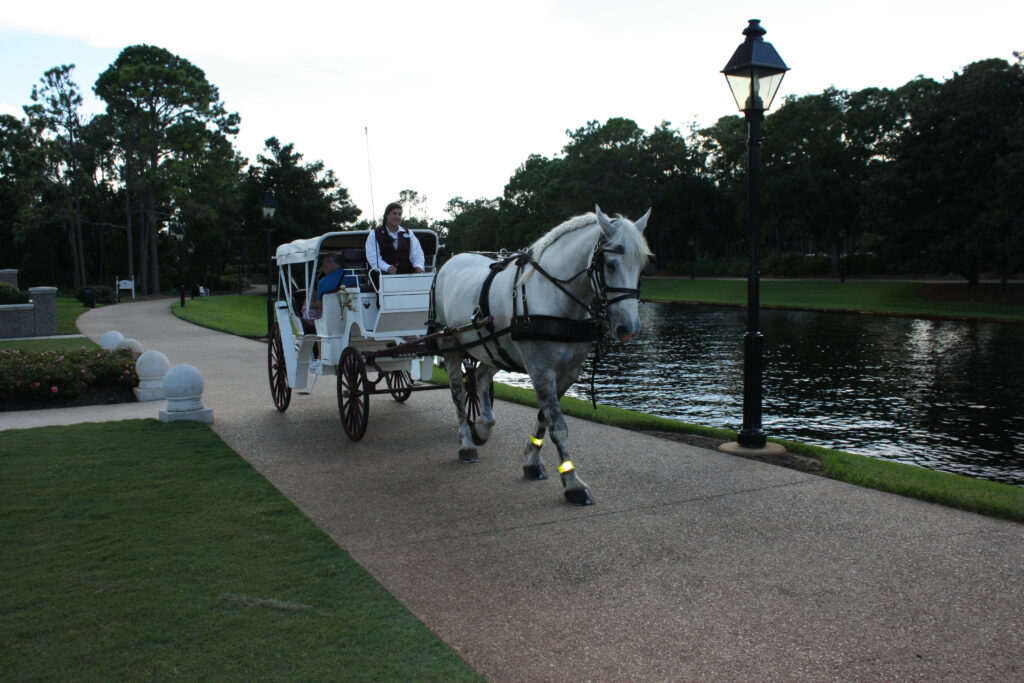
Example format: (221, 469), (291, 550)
(32, 382), (40, 388)
(51, 386), (58, 393)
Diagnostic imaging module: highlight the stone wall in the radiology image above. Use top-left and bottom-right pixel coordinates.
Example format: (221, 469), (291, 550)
(0, 287), (59, 338)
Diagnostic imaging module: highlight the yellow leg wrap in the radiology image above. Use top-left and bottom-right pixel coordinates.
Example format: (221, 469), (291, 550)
(558, 460), (574, 474)
(530, 435), (543, 447)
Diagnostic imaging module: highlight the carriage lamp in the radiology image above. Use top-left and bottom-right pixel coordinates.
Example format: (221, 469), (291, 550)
(262, 189), (279, 334)
(720, 19), (788, 455)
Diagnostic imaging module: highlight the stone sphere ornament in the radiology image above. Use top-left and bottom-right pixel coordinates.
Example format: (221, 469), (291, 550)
(158, 363), (213, 423)
(133, 350), (170, 402)
(99, 330), (124, 350)
(116, 338), (144, 354)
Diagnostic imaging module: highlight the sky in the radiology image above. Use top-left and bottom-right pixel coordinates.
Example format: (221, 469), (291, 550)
(1, 1), (1021, 224)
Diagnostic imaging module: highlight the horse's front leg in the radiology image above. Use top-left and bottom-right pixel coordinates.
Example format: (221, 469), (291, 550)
(530, 367), (592, 505)
(442, 351), (478, 463)
(522, 408), (548, 480)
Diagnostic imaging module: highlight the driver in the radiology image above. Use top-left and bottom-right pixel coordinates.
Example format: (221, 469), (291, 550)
(365, 202), (425, 275)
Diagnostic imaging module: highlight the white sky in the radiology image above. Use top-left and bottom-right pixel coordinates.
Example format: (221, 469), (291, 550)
(1, 1), (1021, 223)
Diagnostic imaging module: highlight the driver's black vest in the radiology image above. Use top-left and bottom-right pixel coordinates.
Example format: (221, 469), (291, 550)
(374, 226), (412, 272)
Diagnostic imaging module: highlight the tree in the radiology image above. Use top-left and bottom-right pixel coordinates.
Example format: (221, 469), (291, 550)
(23, 64), (90, 287)
(870, 59), (1024, 283)
(95, 45), (240, 294)
(243, 137), (361, 268)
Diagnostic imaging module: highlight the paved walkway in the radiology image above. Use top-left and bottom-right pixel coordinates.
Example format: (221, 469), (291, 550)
(5, 299), (1022, 681)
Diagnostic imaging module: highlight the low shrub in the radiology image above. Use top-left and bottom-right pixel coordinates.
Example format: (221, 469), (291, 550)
(73, 285), (118, 305)
(0, 282), (31, 305)
(0, 347), (138, 407)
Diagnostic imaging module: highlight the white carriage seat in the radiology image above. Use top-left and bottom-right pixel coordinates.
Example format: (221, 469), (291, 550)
(374, 273), (435, 336)
(315, 292), (347, 338)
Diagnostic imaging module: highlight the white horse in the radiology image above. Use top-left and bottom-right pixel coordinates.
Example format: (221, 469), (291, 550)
(431, 206), (652, 505)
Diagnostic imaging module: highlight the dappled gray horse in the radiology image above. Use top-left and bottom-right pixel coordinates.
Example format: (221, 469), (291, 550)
(431, 206), (651, 504)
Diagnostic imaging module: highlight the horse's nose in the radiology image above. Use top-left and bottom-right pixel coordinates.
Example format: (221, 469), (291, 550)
(615, 324), (636, 342)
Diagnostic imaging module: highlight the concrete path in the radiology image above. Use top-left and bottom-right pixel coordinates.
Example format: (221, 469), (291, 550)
(5, 299), (1022, 681)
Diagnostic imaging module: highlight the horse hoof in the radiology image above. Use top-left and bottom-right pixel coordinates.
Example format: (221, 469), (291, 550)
(458, 448), (479, 463)
(523, 464), (547, 480)
(564, 488), (593, 506)
(469, 421), (489, 446)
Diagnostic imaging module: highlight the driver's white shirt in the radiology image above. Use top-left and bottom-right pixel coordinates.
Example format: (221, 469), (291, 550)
(365, 226), (425, 271)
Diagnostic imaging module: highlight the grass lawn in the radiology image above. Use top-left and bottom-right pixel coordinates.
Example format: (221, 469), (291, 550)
(0, 336), (98, 352)
(0, 420), (482, 681)
(56, 295), (93, 334)
(641, 279), (1024, 322)
(172, 293), (270, 338)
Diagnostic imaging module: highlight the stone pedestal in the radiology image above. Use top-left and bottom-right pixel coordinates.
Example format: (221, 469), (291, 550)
(134, 350), (170, 402)
(99, 330), (124, 350)
(158, 364), (213, 423)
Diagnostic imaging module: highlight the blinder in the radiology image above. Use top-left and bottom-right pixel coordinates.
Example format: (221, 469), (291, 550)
(589, 240), (642, 306)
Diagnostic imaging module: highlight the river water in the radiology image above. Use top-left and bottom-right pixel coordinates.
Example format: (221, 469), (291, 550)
(495, 302), (1024, 485)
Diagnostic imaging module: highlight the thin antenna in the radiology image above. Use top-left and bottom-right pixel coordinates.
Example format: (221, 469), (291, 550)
(364, 126), (376, 223)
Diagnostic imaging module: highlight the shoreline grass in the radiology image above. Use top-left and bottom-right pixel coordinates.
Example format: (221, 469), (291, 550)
(430, 368), (1023, 523)
(0, 420), (482, 681)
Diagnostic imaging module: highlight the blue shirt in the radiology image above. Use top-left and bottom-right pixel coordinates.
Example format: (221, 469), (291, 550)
(316, 269), (356, 300)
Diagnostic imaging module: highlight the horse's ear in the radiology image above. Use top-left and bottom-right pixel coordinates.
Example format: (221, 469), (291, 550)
(634, 208), (652, 234)
(595, 205), (614, 235)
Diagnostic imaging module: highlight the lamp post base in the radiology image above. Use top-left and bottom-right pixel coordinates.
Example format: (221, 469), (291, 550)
(719, 441), (786, 457)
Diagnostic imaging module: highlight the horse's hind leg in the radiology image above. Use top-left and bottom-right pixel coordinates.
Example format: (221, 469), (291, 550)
(443, 351), (478, 463)
(469, 363), (497, 445)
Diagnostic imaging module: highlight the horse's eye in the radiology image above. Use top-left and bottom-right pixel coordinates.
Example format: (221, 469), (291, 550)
(606, 261), (617, 273)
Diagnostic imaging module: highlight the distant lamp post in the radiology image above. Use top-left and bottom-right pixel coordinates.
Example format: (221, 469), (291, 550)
(720, 19), (788, 455)
(689, 236), (696, 281)
(171, 216), (186, 309)
(262, 189), (278, 335)
(839, 229), (847, 283)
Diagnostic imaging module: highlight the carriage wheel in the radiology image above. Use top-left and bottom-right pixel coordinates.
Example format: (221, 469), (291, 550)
(462, 357), (495, 446)
(337, 346), (370, 441)
(385, 370), (413, 402)
(267, 323), (292, 412)
(462, 357), (482, 423)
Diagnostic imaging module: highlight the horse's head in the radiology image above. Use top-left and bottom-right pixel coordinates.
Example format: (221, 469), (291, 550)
(593, 205), (652, 342)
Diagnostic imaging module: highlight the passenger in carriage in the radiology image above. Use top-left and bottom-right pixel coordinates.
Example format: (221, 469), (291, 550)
(307, 252), (356, 314)
(365, 202), (425, 275)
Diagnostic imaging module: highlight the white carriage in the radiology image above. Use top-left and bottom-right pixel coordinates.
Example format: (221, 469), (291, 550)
(265, 229), (439, 438)
(267, 229), (493, 440)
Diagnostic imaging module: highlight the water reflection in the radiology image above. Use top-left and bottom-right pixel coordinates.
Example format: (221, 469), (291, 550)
(496, 302), (1024, 485)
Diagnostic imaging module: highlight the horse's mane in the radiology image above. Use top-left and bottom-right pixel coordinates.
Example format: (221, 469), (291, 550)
(519, 211), (651, 285)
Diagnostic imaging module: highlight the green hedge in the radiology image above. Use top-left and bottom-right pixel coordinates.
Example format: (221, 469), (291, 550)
(0, 347), (138, 407)
(0, 282), (31, 305)
(73, 285), (117, 304)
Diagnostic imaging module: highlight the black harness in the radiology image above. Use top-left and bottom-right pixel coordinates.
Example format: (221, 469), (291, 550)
(429, 236), (642, 391)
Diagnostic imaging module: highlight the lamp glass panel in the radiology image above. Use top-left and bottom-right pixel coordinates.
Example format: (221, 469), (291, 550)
(726, 73), (752, 111)
(756, 72), (786, 110)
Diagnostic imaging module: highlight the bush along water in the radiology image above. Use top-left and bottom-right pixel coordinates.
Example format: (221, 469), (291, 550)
(0, 347), (139, 410)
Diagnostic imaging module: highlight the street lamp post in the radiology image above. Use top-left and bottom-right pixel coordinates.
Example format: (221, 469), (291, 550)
(839, 229), (847, 283)
(262, 189), (278, 335)
(171, 216), (186, 309)
(720, 19), (789, 454)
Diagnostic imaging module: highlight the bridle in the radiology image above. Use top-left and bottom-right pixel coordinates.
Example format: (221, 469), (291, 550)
(525, 234), (643, 323)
